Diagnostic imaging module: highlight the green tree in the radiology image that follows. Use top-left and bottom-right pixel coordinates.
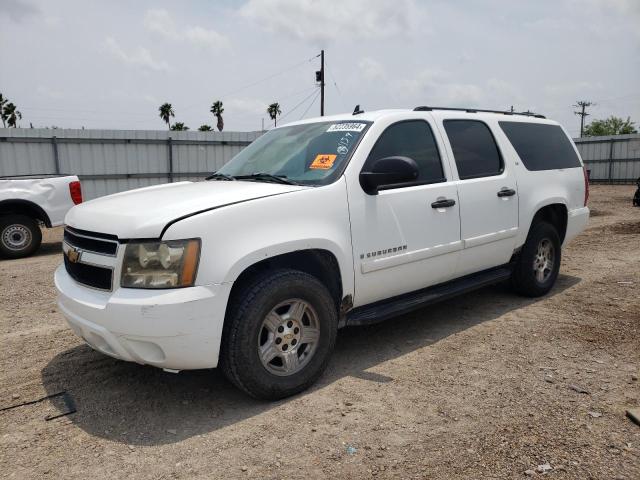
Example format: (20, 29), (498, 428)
(267, 102), (281, 127)
(3, 102), (22, 128)
(0, 93), (7, 127)
(198, 124), (213, 131)
(583, 116), (637, 136)
(210, 100), (224, 132)
(158, 103), (175, 129)
(170, 122), (189, 131)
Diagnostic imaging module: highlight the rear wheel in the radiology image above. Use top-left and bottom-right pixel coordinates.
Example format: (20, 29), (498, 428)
(0, 214), (42, 259)
(511, 221), (561, 297)
(220, 269), (338, 400)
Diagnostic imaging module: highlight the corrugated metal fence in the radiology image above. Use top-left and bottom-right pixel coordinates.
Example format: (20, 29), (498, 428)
(574, 134), (640, 183)
(0, 129), (262, 199)
(1, 129), (638, 200)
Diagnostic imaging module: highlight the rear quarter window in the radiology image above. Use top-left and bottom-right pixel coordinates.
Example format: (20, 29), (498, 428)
(499, 122), (581, 171)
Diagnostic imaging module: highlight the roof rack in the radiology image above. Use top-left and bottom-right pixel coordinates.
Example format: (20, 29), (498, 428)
(413, 106), (546, 119)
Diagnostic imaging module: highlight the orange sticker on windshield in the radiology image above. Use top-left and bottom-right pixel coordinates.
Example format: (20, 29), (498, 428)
(310, 154), (337, 170)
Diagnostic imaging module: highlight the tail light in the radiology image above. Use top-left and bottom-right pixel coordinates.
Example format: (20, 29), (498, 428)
(582, 166), (589, 206)
(69, 181), (83, 205)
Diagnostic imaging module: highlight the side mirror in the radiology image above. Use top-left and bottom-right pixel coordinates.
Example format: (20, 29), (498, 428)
(359, 156), (419, 195)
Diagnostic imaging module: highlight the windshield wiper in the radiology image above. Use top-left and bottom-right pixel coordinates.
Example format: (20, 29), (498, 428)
(234, 173), (298, 185)
(206, 172), (236, 181)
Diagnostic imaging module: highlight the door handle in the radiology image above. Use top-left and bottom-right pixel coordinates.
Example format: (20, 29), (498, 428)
(497, 188), (516, 197)
(431, 198), (456, 208)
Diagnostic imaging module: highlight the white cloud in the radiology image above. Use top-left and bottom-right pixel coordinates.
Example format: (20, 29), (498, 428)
(240, 0), (423, 44)
(225, 97), (266, 116)
(103, 37), (170, 72)
(358, 57), (385, 82)
(143, 8), (229, 52)
(400, 69), (518, 108)
(36, 85), (63, 99)
(544, 81), (603, 97)
(143, 8), (175, 36)
(143, 94), (159, 105)
(575, 0), (640, 15)
(185, 26), (230, 51)
(0, 0), (39, 22)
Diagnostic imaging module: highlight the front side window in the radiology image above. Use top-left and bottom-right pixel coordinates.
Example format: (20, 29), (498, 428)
(217, 121), (371, 186)
(444, 120), (503, 180)
(499, 121), (581, 171)
(363, 120), (445, 185)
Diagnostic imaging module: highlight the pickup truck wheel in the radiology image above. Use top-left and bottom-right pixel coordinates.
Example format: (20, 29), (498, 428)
(511, 221), (561, 297)
(0, 215), (42, 259)
(220, 269), (338, 400)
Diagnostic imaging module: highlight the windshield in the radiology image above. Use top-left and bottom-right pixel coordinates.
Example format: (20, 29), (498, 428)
(216, 121), (371, 186)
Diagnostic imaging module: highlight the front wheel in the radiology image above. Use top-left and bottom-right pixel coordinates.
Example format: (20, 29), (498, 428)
(220, 269), (338, 400)
(511, 221), (561, 297)
(0, 214), (42, 259)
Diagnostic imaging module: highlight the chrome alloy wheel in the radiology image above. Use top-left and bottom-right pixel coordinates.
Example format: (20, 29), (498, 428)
(533, 238), (555, 283)
(257, 299), (320, 376)
(2, 224), (31, 251)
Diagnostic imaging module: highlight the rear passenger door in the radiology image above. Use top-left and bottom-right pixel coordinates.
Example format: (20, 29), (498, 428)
(439, 118), (519, 276)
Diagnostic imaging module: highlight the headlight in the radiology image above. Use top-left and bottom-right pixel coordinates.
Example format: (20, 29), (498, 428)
(121, 239), (201, 289)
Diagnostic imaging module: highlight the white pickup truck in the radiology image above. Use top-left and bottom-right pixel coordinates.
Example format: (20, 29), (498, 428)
(1, 175), (82, 258)
(55, 107), (589, 399)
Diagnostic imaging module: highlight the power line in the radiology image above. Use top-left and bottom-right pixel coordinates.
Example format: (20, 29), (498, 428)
(593, 92), (639, 104)
(324, 59), (347, 111)
(182, 55), (319, 111)
(299, 90), (321, 120)
(277, 88), (320, 123)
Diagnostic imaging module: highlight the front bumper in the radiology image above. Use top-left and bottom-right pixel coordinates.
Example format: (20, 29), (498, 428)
(54, 264), (231, 370)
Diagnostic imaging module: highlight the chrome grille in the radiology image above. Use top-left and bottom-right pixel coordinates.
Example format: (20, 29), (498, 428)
(64, 227), (118, 256)
(63, 228), (118, 291)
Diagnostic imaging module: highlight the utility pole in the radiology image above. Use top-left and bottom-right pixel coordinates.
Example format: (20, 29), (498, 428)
(315, 50), (325, 116)
(573, 100), (593, 137)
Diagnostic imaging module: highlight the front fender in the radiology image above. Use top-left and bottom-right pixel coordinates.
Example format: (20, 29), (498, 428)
(162, 179), (355, 298)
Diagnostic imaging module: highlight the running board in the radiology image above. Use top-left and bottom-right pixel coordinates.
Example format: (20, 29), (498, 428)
(345, 266), (512, 327)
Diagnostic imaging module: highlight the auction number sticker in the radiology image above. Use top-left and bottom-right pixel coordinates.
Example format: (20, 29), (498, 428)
(310, 154), (337, 170)
(326, 123), (366, 133)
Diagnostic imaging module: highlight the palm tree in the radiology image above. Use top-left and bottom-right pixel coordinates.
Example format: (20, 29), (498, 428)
(267, 102), (281, 127)
(158, 103), (175, 129)
(198, 125), (213, 131)
(210, 100), (224, 132)
(170, 122), (189, 131)
(4, 102), (22, 128)
(0, 93), (7, 127)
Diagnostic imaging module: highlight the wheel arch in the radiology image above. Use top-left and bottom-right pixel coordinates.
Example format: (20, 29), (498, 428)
(528, 202), (568, 244)
(227, 248), (345, 316)
(0, 199), (52, 227)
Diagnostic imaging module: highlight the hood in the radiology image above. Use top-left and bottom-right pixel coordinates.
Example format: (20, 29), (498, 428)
(65, 180), (306, 239)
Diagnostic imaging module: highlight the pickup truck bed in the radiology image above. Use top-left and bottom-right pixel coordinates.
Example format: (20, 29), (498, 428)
(1, 175), (82, 258)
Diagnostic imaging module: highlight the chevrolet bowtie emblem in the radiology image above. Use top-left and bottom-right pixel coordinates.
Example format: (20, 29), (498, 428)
(67, 247), (81, 263)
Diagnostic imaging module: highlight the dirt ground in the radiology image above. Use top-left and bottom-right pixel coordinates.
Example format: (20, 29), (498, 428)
(1, 185), (639, 479)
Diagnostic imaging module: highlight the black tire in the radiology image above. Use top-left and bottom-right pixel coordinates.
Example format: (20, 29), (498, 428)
(220, 269), (338, 400)
(0, 214), (42, 259)
(511, 221), (561, 297)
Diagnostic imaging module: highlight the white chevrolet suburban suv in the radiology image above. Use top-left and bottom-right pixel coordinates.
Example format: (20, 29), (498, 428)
(55, 107), (589, 399)
(1, 175), (82, 258)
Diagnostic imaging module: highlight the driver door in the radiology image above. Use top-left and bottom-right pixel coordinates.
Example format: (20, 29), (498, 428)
(347, 118), (462, 307)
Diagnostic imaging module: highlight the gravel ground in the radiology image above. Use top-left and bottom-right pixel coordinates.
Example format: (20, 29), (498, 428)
(1, 185), (639, 479)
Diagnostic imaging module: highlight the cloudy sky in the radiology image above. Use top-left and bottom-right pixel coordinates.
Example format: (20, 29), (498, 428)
(1, 0), (639, 136)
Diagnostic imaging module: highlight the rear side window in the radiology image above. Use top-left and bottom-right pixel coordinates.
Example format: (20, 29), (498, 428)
(444, 120), (503, 179)
(499, 122), (581, 171)
(365, 120), (445, 185)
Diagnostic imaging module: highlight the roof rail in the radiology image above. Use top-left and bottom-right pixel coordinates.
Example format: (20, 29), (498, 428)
(413, 106), (546, 119)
